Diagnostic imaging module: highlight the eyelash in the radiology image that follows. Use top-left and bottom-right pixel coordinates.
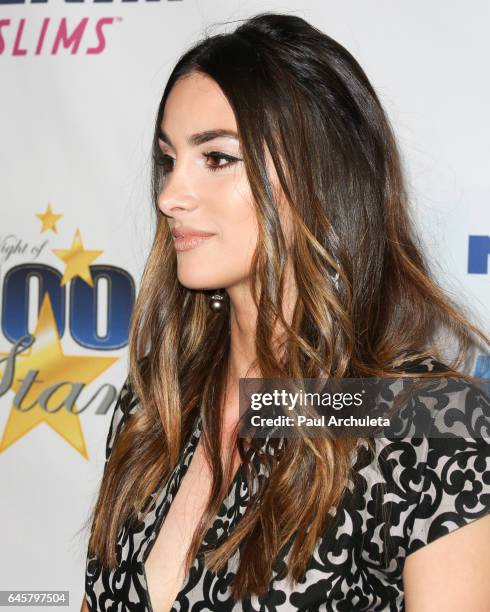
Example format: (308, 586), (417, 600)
(152, 151), (240, 173)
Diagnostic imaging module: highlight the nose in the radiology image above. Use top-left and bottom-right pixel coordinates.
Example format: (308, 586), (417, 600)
(157, 177), (198, 219)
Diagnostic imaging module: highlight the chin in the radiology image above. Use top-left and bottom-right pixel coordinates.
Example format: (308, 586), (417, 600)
(175, 251), (224, 286)
(177, 280), (212, 291)
(176, 262), (243, 292)
(176, 272), (223, 291)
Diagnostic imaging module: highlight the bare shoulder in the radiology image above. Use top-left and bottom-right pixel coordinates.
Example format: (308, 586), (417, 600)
(403, 513), (490, 611)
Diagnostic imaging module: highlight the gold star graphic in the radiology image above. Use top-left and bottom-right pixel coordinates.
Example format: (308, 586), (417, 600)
(0, 292), (118, 458)
(36, 202), (62, 234)
(52, 228), (103, 287)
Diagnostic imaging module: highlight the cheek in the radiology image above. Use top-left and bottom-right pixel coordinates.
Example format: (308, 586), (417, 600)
(221, 190), (258, 253)
(173, 174), (260, 289)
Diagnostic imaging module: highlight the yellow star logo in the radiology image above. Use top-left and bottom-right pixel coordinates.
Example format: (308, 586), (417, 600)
(0, 293), (118, 458)
(36, 202), (62, 234)
(52, 228), (103, 287)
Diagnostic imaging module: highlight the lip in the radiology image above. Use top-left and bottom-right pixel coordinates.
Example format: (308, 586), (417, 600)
(171, 226), (216, 252)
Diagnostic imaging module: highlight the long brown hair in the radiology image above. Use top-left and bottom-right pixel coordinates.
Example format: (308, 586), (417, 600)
(84, 12), (490, 600)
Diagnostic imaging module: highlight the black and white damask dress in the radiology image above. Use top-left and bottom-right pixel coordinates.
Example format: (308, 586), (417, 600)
(85, 357), (490, 611)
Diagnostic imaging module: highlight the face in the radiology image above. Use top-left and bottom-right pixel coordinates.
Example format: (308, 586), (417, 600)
(157, 71), (260, 291)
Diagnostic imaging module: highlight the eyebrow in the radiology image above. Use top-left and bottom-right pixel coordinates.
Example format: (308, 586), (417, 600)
(157, 127), (239, 147)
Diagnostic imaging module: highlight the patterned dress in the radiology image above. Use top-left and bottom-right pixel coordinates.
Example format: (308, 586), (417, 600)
(85, 357), (490, 611)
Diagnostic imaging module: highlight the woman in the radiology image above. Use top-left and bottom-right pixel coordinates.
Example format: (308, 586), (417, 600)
(81, 12), (490, 612)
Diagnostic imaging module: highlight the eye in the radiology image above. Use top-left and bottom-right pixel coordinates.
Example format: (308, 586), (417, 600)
(203, 151), (241, 172)
(152, 152), (174, 173)
(152, 151), (241, 174)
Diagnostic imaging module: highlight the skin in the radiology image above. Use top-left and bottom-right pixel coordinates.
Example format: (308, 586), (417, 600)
(81, 71), (490, 611)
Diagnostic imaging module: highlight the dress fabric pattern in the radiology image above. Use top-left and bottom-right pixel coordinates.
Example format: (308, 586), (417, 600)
(85, 357), (490, 611)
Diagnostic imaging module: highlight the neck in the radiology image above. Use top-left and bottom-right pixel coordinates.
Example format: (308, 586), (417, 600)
(222, 261), (298, 424)
(223, 275), (259, 386)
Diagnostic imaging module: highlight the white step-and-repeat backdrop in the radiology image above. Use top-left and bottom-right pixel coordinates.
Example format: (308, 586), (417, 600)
(1, 1), (489, 609)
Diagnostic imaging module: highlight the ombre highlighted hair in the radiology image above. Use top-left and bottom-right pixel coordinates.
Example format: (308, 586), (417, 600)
(84, 12), (490, 600)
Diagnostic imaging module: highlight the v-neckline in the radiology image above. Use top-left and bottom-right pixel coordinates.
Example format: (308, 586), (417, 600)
(140, 413), (262, 612)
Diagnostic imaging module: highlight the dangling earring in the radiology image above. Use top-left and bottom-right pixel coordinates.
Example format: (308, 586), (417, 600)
(209, 289), (226, 312)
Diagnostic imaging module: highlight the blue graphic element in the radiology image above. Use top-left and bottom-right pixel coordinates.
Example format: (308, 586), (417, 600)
(2, 264), (66, 343)
(474, 354), (490, 397)
(468, 235), (490, 274)
(70, 265), (135, 350)
(1, 263), (135, 350)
